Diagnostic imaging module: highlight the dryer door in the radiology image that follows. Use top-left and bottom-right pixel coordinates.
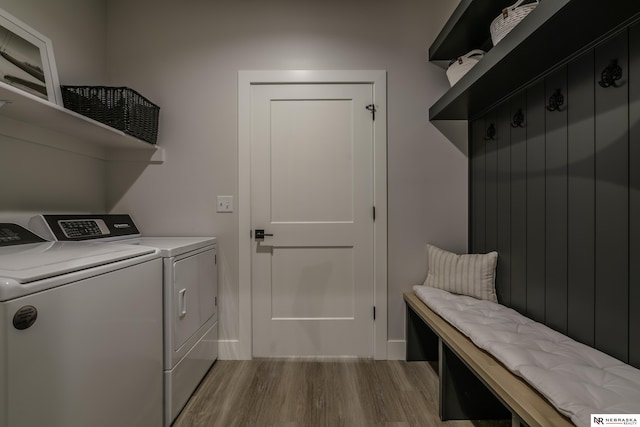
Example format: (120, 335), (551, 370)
(173, 248), (216, 351)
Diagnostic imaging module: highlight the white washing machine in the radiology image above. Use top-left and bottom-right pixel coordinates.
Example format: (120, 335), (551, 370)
(0, 222), (163, 427)
(28, 214), (218, 426)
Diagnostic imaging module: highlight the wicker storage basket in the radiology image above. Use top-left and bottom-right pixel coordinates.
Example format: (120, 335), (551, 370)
(61, 86), (160, 144)
(446, 50), (485, 86)
(490, 0), (539, 46)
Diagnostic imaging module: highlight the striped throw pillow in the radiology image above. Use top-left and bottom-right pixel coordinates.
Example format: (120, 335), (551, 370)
(423, 244), (498, 302)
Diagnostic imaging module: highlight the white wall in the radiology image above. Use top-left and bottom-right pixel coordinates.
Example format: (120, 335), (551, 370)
(0, 0), (466, 357)
(104, 0), (467, 355)
(0, 0), (108, 214)
(0, 0), (107, 84)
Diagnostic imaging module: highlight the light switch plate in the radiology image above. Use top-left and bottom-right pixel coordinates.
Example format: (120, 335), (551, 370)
(217, 195), (233, 212)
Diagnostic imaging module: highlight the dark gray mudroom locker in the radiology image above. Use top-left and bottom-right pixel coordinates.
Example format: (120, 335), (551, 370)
(469, 23), (640, 368)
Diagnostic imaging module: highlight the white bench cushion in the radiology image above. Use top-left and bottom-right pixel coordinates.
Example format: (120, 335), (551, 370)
(413, 285), (640, 427)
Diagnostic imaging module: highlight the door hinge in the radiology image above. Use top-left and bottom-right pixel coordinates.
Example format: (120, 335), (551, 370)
(373, 206), (376, 221)
(373, 306), (376, 320)
(215, 254), (217, 265)
(366, 104), (376, 121)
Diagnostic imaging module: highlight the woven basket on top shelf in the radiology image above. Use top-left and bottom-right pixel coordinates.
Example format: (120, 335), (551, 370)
(490, 0), (539, 46)
(446, 50), (485, 86)
(61, 85), (160, 144)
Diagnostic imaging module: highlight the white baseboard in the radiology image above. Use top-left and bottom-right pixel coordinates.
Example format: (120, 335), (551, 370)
(387, 340), (406, 360)
(217, 340), (251, 360)
(218, 339), (406, 361)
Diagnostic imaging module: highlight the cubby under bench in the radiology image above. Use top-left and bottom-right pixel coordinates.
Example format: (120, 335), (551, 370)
(404, 291), (572, 427)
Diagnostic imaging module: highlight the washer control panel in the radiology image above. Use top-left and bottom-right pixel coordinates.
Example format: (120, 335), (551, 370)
(58, 219), (110, 239)
(28, 214), (141, 242)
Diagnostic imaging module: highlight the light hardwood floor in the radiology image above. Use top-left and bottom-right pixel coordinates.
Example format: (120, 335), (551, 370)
(173, 359), (510, 427)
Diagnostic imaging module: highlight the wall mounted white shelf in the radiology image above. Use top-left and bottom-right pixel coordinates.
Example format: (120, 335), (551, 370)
(429, 0), (640, 121)
(0, 81), (163, 162)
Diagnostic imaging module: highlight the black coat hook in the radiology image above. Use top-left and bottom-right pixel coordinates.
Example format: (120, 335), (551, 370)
(599, 59), (623, 88)
(511, 108), (525, 128)
(484, 123), (496, 141)
(546, 89), (565, 112)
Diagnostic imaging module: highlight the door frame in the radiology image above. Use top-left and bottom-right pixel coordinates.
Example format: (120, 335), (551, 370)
(235, 70), (387, 360)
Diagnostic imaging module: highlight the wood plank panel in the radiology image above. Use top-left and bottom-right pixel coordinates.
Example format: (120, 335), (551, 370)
(594, 31), (629, 362)
(567, 50), (596, 347)
(526, 81), (546, 323)
(464, 16), (640, 370)
(510, 91), (528, 314)
(630, 22), (640, 368)
(485, 112), (498, 254)
(472, 119), (487, 253)
(544, 66), (568, 334)
(496, 101), (512, 305)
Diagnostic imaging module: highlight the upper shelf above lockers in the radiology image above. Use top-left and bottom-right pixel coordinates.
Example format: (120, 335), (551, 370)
(429, 0), (640, 121)
(429, 0), (507, 62)
(0, 81), (163, 162)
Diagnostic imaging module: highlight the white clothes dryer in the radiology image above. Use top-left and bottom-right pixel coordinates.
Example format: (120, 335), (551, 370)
(134, 236), (218, 426)
(0, 223), (163, 427)
(28, 214), (218, 426)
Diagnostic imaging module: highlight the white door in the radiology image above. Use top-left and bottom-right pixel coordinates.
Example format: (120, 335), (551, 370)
(251, 83), (375, 357)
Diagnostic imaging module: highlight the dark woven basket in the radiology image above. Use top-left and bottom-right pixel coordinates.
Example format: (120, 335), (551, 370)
(61, 86), (160, 144)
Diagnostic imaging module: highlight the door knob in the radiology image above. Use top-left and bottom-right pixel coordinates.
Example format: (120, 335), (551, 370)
(255, 229), (273, 240)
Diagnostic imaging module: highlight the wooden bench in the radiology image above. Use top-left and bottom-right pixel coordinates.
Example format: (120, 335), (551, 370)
(404, 291), (573, 427)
